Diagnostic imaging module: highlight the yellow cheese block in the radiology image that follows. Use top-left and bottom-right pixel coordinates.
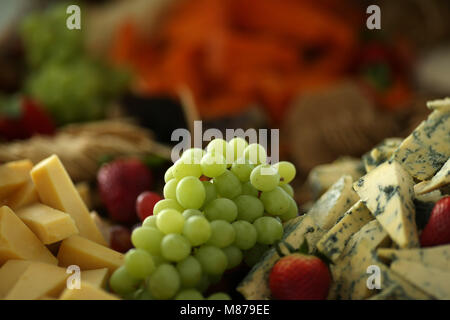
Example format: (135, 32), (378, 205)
(16, 203), (79, 244)
(57, 235), (124, 274)
(4, 261), (69, 300)
(0, 160), (33, 199)
(31, 155), (107, 246)
(0, 260), (33, 299)
(60, 281), (119, 300)
(75, 182), (92, 210)
(0, 206), (57, 265)
(3, 179), (39, 210)
(81, 268), (109, 288)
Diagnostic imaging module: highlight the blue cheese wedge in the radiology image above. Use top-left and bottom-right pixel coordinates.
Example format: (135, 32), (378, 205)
(316, 201), (373, 262)
(414, 157), (450, 195)
(393, 108), (450, 180)
(237, 214), (324, 300)
(308, 175), (359, 231)
(354, 160), (419, 248)
(427, 97), (450, 112)
(306, 158), (365, 200)
(390, 260), (450, 300)
(362, 138), (403, 173)
(378, 244), (450, 270)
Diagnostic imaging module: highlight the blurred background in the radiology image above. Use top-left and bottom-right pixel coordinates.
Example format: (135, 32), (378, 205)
(1, 0), (450, 207)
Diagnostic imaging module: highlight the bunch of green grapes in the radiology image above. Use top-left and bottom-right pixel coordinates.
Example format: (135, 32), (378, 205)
(109, 138), (298, 300)
(20, 3), (129, 125)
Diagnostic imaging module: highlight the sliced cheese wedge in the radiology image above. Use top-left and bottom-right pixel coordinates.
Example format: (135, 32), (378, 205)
(0, 160), (33, 199)
(4, 179), (38, 211)
(60, 281), (119, 300)
(0, 260), (33, 299)
(414, 157), (450, 195)
(81, 268), (109, 288)
(354, 160), (419, 248)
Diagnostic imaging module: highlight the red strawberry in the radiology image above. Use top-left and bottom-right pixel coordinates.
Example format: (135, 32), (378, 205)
(420, 196), (450, 247)
(97, 158), (153, 224)
(269, 253), (331, 300)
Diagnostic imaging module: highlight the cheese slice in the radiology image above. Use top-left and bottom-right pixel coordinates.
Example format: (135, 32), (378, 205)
(391, 260), (450, 300)
(4, 261), (69, 300)
(362, 137), (403, 173)
(317, 201), (374, 262)
(81, 268), (109, 288)
(427, 97), (450, 111)
(0, 206), (57, 265)
(378, 244), (450, 270)
(0, 160), (33, 199)
(76, 182), (92, 210)
(393, 108), (450, 180)
(354, 160), (419, 248)
(30, 155), (107, 245)
(414, 157), (450, 195)
(59, 281), (119, 300)
(0, 260), (33, 299)
(16, 203), (79, 244)
(308, 175), (359, 230)
(57, 235), (124, 274)
(3, 179), (39, 211)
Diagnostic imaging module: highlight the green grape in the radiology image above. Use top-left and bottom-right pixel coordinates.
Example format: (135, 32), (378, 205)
(148, 264), (181, 300)
(182, 148), (205, 164)
(156, 209), (185, 234)
(175, 289), (204, 300)
(196, 274), (210, 293)
(243, 243), (269, 267)
(176, 176), (205, 209)
(172, 159), (202, 179)
(200, 153), (227, 178)
(207, 220), (236, 248)
(204, 198), (238, 222)
(250, 164), (280, 192)
(142, 215), (157, 228)
(202, 181), (217, 207)
(151, 255), (168, 266)
(274, 161), (296, 185)
(233, 195), (264, 222)
(182, 209), (202, 220)
(183, 216), (212, 246)
(241, 181), (259, 197)
(280, 184), (294, 198)
(243, 143), (267, 164)
(253, 216), (283, 245)
(206, 139), (233, 164)
(279, 196), (298, 222)
(213, 170), (242, 199)
(228, 137), (248, 161)
(223, 246), (243, 269)
(131, 226), (164, 255)
(260, 186), (290, 215)
(136, 288), (154, 300)
(125, 249), (156, 279)
(176, 256), (202, 288)
(207, 292), (232, 300)
(231, 160), (255, 182)
(232, 220), (257, 250)
(109, 266), (141, 295)
(208, 274), (222, 285)
(164, 166), (174, 183)
(161, 234), (192, 262)
(163, 178), (178, 200)
(195, 246), (228, 275)
(153, 199), (184, 215)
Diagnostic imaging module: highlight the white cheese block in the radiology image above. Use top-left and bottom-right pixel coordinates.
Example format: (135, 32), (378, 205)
(393, 108), (450, 181)
(414, 157), (450, 195)
(354, 160), (419, 248)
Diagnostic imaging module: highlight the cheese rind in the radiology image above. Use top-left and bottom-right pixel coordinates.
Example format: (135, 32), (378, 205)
(59, 281), (119, 300)
(57, 235), (124, 274)
(414, 157), (450, 195)
(16, 203), (79, 244)
(393, 109), (450, 180)
(4, 262), (69, 300)
(377, 245), (450, 270)
(0, 206), (57, 265)
(354, 161), (419, 248)
(0, 160), (33, 199)
(30, 155), (106, 245)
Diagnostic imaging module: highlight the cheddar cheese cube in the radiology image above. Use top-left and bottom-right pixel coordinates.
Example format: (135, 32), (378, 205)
(0, 206), (57, 265)
(81, 268), (109, 288)
(16, 203), (79, 244)
(60, 281), (119, 300)
(57, 235), (124, 274)
(30, 155), (107, 246)
(0, 160), (33, 199)
(3, 261), (69, 300)
(4, 179), (39, 210)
